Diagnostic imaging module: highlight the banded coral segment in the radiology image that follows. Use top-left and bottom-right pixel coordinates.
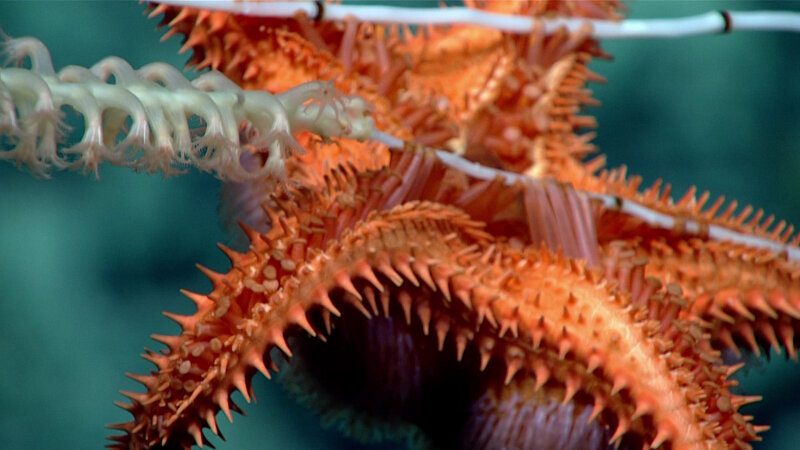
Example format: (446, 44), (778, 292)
(485, 0), (626, 20)
(151, 0), (616, 222)
(597, 166), (800, 248)
(0, 36), (375, 180)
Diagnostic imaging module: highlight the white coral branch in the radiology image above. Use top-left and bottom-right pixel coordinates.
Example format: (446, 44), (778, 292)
(0, 37), (375, 181)
(157, 1), (800, 37)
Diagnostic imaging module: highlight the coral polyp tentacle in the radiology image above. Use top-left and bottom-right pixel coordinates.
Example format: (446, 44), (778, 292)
(0, 36), (375, 180)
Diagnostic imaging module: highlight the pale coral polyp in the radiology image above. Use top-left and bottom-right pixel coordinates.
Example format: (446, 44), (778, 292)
(0, 37), (375, 181)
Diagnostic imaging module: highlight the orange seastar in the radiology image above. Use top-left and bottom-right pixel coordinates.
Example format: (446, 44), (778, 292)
(1, 2), (799, 450)
(100, 3), (798, 449)
(110, 148), (767, 449)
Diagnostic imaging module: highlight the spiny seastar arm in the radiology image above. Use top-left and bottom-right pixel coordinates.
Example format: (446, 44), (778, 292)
(604, 237), (800, 361)
(109, 143), (760, 448)
(109, 197), (760, 449)
(596, 169), (800, 359)
(480, 245), (762, 449)
(107, 200), (493, 448)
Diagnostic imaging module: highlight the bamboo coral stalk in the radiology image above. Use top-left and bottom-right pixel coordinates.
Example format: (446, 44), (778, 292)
(158, 1), (800, 37)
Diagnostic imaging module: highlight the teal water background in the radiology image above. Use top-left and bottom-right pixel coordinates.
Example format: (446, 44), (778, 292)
(0, 1), (798, 449)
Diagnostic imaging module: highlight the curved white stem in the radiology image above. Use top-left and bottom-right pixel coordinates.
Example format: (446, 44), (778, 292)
(157, 1), (800, 38)
(370, 130), (800, 262)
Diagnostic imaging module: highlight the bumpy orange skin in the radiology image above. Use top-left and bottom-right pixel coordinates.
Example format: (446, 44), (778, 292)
(108, 2), (799, 449)
(111, 148), (758, 450)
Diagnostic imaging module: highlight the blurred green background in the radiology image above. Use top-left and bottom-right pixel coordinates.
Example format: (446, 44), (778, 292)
(0, 1), (797, 449)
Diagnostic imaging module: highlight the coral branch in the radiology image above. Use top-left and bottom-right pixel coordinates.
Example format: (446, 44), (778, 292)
(157, 1), (800, 37)
(0, 37), (375, 181)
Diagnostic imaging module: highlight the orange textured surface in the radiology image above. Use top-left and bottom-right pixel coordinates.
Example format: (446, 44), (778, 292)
(106, 2), (798, 449)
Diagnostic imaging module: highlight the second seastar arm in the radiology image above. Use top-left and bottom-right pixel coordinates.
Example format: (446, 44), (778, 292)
(595, 171), (800, 360)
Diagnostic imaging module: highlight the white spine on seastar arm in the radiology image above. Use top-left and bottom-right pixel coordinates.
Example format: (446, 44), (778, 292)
(0, 37), (375, 181)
